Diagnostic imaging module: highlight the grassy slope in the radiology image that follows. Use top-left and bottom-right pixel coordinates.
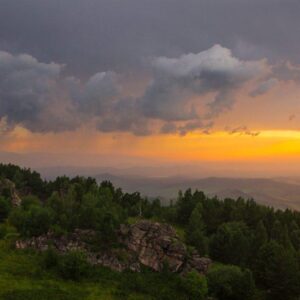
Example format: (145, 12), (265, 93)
(0, 240), (151, 300)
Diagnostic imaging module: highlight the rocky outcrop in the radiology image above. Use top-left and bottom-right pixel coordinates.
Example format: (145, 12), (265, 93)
(122, 220), (210, 274)
(16, 229), (141, 272)
(16, 220), (211, 274)
(0, 178), (21, 207)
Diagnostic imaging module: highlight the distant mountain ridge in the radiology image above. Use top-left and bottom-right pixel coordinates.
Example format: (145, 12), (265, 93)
(38, 166), (300, 210)
(94, 175), (300, 210)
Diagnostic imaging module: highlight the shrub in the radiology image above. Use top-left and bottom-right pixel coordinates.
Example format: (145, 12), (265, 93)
(0, 223), (17, 240)
(58, 251), (91, 281)
(50, 224), (67, 238)
(0, 196), (11, 222)
(0, 224), (7, 239)
(207, 264), (255, 300)
(21, 195), (41, 210)
(179, 271), (208, 300)
(9, 206), (52, 237)
(42, 247), (60, 270)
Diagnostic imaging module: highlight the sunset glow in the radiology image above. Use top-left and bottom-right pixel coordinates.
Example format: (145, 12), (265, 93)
(2, 128), (300, 166)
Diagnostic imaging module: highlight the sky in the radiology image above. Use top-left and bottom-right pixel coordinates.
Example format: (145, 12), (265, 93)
(1, 0), (300, 177)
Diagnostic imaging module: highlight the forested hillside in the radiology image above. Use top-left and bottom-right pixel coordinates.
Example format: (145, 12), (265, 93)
(0, 163), (300, 299)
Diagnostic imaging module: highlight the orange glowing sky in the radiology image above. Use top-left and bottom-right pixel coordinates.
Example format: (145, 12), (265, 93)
(2, 1), (300, 177)
(0, 76), (299, 179)
(1, 79), (300, 173)
(2, 125), (300, 176)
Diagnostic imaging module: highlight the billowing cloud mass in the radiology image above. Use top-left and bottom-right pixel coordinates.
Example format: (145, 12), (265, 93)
(0, 51), (121, 133)
(0, 51), (63, 131)
(142, 45), (266, 121)
(70, 71), (119, 115)
(0, 45), (297, 135)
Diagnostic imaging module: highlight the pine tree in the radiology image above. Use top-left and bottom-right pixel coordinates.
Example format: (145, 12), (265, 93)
(255, 241), (300, 300)
(253, 220), (268, 254)
(186, 202), (208, 255)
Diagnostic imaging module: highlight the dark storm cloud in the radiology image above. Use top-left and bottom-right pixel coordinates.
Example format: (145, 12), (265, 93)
(0, 0), (300, 135)
(97, 45), (268, 134)
(0, 45), (293, 136)
(68, 71), (120, 115)
(0, 50), (67, 132)
(1, 0), (300, 75)
(0, 50), (120, 132)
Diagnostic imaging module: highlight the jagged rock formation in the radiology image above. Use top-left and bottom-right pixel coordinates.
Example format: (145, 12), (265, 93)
(0, 178), (21, 207)
(16, 220), (211, 274)
(121, 220), (211, 274)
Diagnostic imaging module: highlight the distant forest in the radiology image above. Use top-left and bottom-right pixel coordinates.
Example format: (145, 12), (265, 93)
(0, 163), (300, 300)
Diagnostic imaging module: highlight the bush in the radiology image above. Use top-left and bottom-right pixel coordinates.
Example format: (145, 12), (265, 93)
(207, 264), (255, 300)
(0, 223), (17, 240)
(42, 247), (60, 270)
(180, 271), (208, 300)
(0, 224), (7, 239)
(9, 206), (52, 237)
(21, 195), (41, 210)
(58, 251), (91, 281)
(0, 196), (11, 222)
(50, 224), (67, 238)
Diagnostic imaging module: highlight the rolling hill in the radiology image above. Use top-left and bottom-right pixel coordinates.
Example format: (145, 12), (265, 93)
(94, 175), (300, 210)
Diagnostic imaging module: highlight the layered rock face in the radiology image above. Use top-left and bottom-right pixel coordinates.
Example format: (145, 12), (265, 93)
(16, 229), (141, 272)
(121, 220), (211, 274)
(0, 178), (21, 207)
(16, 220), (211, 274)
